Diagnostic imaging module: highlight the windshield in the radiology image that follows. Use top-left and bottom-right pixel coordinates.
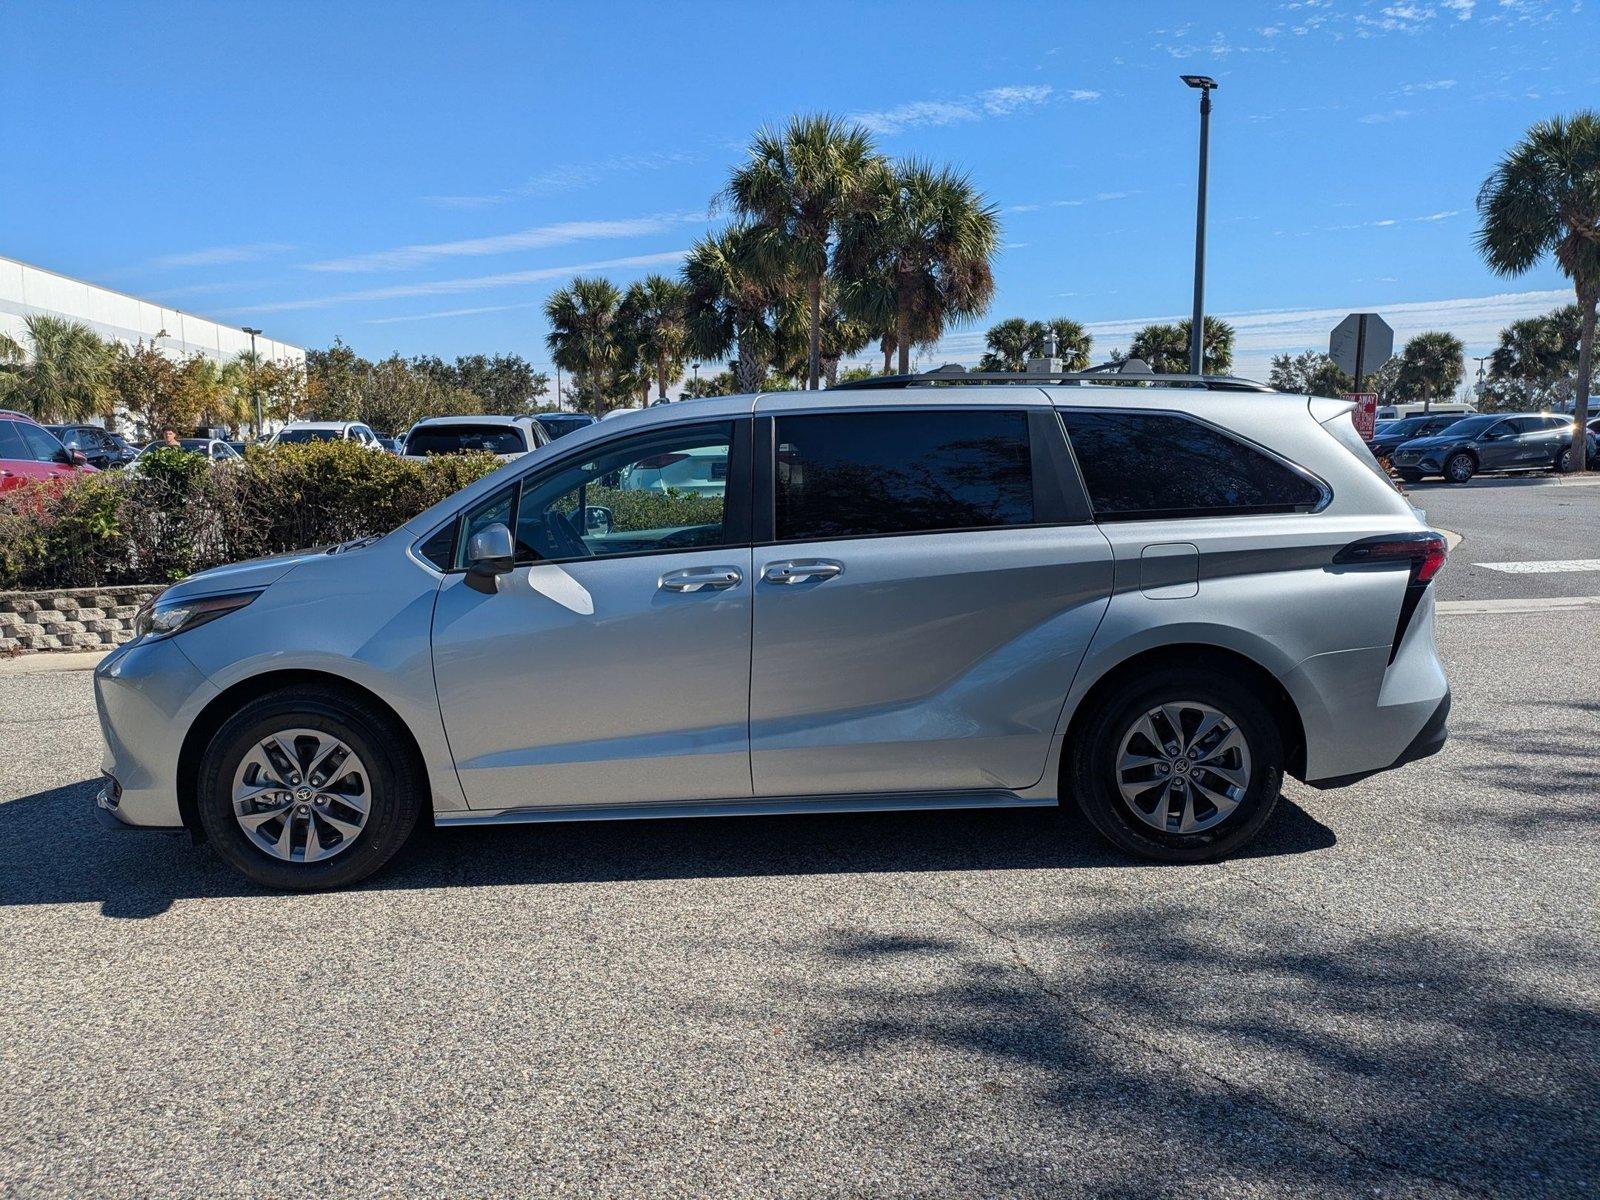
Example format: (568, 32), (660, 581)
(1434, 415), (1499, 438)
(1384, 417), (1428, 437)
(407, 423), (527, 456)
(536, 415), (594, 439)
(274, 428), (342, 444)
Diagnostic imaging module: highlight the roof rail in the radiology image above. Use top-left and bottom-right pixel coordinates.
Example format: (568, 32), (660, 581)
(830, 361), (1276, 394)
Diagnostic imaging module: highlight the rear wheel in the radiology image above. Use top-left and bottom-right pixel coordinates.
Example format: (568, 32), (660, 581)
(1444, 452), (1476, 483)
(1070, 668), (1284, 862)
(197, 686), (422, 890)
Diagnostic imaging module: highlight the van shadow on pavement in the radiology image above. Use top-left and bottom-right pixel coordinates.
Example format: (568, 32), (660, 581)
(0, 779), (1334, 919)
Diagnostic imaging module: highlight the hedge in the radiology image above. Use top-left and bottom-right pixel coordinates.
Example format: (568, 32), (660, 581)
(0, 443), (501, 591)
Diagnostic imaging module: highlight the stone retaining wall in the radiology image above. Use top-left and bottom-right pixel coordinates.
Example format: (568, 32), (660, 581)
(0, 585), (164, 654)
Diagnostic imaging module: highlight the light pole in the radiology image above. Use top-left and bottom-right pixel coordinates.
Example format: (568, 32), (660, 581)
(242, 327), (262, 437)
(691, 361), (700, 392)
(1181, 75), (1217, 377)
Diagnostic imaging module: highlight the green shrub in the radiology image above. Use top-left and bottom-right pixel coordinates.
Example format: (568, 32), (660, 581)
(0, 443), (501, 590)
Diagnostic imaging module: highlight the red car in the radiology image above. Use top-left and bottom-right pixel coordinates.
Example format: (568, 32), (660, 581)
(0, 410), (98, 491)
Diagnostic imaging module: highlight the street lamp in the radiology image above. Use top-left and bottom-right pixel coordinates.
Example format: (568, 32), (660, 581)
(242, 327), (263, 437)
(1181, 74), (1217, 377)
(691, 361), (700, 391)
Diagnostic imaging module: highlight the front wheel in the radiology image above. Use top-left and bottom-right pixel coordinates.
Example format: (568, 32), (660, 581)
(1556, 447), (1573, 474)
(196, 686), (423, 890)
(1444, 452), (1476, 483)
(1070, 668), (1284, 862)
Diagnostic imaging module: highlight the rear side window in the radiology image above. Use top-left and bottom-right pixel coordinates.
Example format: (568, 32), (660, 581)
(774, 410), (1033, 541)
(16, 422), (64, 462)
(1061, 410), (1324, 520)
(0, 421), (29, 460)
(408, 423), (528, 456)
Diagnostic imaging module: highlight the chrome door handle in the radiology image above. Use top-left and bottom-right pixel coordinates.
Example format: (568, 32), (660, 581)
(762, 559), (843, 585)
(659, 566), (743, 592)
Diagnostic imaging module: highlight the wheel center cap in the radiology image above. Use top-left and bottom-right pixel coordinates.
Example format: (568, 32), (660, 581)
(294, 786), (313, 801)
(1174, 759), (1191, 774)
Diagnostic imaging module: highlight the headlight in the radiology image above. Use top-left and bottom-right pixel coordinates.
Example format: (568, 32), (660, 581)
(133, 589), (262, 641)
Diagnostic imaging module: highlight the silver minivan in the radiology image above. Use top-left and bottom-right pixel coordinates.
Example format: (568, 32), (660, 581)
(94, 372), (1451, 889)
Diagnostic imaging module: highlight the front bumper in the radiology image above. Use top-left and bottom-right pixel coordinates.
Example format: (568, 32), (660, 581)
(93, 636), (218, 829)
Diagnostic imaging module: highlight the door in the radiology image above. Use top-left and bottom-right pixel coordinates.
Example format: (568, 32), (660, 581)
(431, 418), (755, 812)
(8, 421), (78, 483)
(748, 404), (1114, 797)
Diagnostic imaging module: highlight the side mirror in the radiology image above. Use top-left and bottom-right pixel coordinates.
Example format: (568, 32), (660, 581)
(465, 522), (515, 594)
(584, 505), (613, 536)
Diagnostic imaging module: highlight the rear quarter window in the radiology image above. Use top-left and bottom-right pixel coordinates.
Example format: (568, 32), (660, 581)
(1061, 410), (1326, 520)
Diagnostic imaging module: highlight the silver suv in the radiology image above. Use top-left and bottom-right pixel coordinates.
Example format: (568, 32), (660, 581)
(94, 372), (1451, 889)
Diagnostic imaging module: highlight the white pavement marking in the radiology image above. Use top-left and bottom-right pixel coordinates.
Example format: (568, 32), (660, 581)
(1437, 595), (1600, 615)
(1476, 559), (1600, 574)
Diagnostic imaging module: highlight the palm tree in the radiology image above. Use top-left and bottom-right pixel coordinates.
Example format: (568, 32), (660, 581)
(617, 275), (690, 402)
(977, 317), (1092, 372)
(1477, 111), (1600, 471)
(0, 315), (112, 422)
(724, 114), (880, 390)
(545, 277), (622, 416)
(835, 159), (999, 375)
(1394, 331), (1466, 409)
(1129, 317), (1233, 375)
(1489, 314), (1564, 407)
(682, 227), (786, 393)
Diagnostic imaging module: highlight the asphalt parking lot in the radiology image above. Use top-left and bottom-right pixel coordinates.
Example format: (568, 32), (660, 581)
(2, 477), (1596, 1199)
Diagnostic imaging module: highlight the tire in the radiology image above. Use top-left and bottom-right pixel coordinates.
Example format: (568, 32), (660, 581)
(196, 685), (423, 890)
(1444, 452), (1476, 484)
(1556, 447), (1572, 474)
(1069, 667), (1284, 863)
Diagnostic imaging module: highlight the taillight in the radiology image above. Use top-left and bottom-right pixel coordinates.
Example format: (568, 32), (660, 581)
(1333, 531), (1447, 583)
(634, 453), (687, 470)
(1334, 531), (1447, 663)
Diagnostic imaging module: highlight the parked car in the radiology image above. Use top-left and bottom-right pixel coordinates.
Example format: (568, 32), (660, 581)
(267, 421), (385, 449)
(94, 375), (1453, 890)
(1390, 413), (1593, 482)
(619, 442), (729, 496)
(0, 410), (98, 491)
(136, 438), (244, 466)
(402, 415), (550, 461)
(46, 423), (139, 470)
(1367, 413), (1467, 459)
(375, 436), (403, 455)
(535, 413), (597, 441)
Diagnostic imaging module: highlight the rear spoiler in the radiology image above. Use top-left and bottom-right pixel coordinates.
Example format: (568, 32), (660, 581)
(1308, 396), (1357, 425)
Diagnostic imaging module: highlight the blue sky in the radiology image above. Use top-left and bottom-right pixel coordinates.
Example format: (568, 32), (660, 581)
(6, 0), (1597, 381)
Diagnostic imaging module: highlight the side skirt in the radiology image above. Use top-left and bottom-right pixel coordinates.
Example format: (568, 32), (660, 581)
(435, 790), (1055, 827)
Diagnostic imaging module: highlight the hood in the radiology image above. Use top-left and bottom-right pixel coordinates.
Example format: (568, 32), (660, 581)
(157, 545), (343, 602)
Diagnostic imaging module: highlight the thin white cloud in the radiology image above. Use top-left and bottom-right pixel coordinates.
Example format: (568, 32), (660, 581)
(850, 83), (1072, 135)
(1400, 78), (1458, 92)
(362, 301), (545, 325)
(928, 289), (1572, 382)
(227, 250), (690, 314)
(421, 150), (700, 209)
(149, 242), (296, 268)
(1359, 108), (1414, 123)
(306, 213), (701, 273)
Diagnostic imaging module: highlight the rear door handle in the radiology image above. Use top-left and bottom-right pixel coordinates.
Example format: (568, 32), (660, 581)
(659, 565), (743, 592)
(762, 559), (843, 585)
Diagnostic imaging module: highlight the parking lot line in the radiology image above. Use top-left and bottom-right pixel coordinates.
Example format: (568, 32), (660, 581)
(1475, 559), (1600, 574)
(1436, 594), (1600, 614)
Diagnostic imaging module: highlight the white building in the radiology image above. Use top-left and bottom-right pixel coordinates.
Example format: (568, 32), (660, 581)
(0, 254), (303, 367)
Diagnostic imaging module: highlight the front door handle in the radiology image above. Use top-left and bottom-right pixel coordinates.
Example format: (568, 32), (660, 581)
(762, 559), (843, 585)
(659, 565), (743, 593)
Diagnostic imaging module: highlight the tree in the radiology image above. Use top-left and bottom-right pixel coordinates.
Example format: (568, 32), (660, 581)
(1393, 331), (1466, 408)
(1268, 352), (1352, 396)
(1129, 317), (1233, 375)
(0, 315), (112, 423)
(725, 114), (880, 390)
(976, 317), (1091, 372)
(618, 275), (690, 402)
(1477, 111), (1600, 471)
(835, 159), (998, 375)
(683, 227), (786, 393)
(107, 341), (195, 437)
(545, 276), (623, 416)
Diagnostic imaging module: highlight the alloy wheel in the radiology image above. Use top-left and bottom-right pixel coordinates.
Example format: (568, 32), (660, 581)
(1114, 702), (1253, 835)
(231, 727), (372, 863)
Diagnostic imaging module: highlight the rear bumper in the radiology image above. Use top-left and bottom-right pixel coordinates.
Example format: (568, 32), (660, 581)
(1303, 690), (1450, 790)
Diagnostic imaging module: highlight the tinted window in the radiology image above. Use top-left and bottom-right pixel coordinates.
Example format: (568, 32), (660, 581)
(0, 421), (29, 461)
(774, 410), (1033, 541)
(514, 423), (734, 561)
(1435, 415), (1498, 438)
(17, 422), (65, 461)
(407, 423), (528, 456)
(1061, 410), (1323, 520)
(274, 428), (342, 444)
(537, 415), (595, 440)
